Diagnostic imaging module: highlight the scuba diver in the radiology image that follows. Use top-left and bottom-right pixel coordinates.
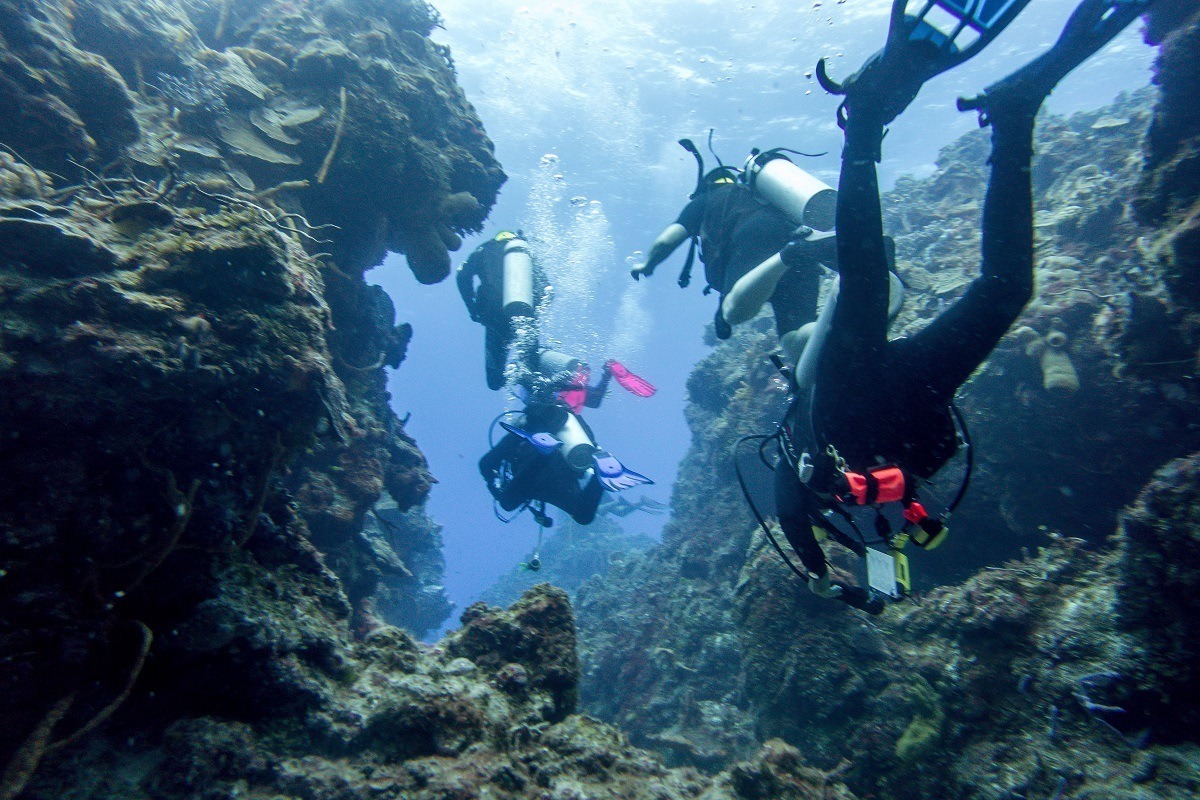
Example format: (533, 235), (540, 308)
(632, 143), (846, 363)
(480, 349), (657, 527)
(457, 230), (548, 390)
(758, 0), (1154, 613)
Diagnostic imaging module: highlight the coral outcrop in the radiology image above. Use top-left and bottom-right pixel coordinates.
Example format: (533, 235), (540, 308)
(1135, 5), (1200, 316)
(1, 0), (494, 794)
(16, 584), (860, 800)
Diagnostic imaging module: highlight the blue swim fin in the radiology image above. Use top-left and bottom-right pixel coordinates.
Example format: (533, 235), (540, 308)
(499, 421), (562, 455)
(912, 0), (1033, 54)
(959, 0), (1156, 122)
(817, 0), (1034, 127)
(593, 450), (654, 492)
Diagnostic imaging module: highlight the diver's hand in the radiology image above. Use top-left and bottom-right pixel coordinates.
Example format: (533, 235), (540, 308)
(630, 262), (655, 281)
(808, 573), (844, 599)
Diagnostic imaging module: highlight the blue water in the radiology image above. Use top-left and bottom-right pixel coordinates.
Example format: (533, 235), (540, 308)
(376, 0), (1155, 621)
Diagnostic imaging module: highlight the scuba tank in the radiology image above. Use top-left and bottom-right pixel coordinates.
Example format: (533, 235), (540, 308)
(502, 236), (535, 319)
(743, 150), (837, 232)
(537, 349), (583, 378)
(555, 411), (597, 470)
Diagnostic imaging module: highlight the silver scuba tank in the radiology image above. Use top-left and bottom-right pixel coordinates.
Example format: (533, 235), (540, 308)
(537, 349), (583, 378)
(502, 237), (535, 319)
(555, 411), (597, 471)
(744, 152), (838, 232)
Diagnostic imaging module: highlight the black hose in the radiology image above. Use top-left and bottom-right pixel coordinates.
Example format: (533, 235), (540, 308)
(733, 434), (810, 581)
(946, 401), (973, 517)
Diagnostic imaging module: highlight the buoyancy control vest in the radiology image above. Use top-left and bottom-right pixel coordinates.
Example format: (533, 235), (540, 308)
(759, 354), (973, 597)
(674, 139), (834, 292)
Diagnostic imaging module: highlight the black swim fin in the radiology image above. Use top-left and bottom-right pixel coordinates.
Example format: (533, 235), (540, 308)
(817, 0), (1034, 127)
(959, 0), (1155, 124)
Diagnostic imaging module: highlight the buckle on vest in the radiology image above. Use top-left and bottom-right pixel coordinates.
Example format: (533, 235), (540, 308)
(797, 452), (814, 483)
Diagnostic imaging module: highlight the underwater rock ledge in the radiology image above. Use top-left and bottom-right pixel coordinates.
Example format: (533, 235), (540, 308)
(0, 0), (505, 794)
(17, 585), (864, 800)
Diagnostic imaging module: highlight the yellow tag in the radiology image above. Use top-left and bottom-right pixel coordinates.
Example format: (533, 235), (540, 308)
(893, 550), (911, 594)
(495, 230), (517, 242)
(712, 176), (735, 185)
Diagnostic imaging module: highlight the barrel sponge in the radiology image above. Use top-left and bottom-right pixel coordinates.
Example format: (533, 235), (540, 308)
(1040, 330), (1080, 392)
(394, 224), (450, 285)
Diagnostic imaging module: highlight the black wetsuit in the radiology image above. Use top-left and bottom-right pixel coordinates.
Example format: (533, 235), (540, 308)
(676, 185), (826, 338)
(457, 236), (547, 390)
(776, 121), (1035, 581)
(479, 402), (603, 525)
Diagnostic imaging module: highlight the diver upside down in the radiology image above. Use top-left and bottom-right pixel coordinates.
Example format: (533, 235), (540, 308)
(756, 0), (1155, 612)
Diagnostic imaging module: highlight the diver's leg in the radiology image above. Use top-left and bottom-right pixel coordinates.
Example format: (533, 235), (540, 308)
(721, 253), (791, 327)
(898, 115), (1036, 395)
(821, 122), (892, 371)
(901, 0), (1137, 396)
(484, 324), (509, 390)
(570, 474), (603, 526)
(772, 255), (823, 338)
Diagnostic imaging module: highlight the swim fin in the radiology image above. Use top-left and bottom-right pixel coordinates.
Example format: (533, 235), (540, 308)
(605, 360), (657, 398)
(817, 0), (1034, 126)
(593, 450), (654, 492)
(498, 420), (562, 455)
(958, 0), (1155, 124)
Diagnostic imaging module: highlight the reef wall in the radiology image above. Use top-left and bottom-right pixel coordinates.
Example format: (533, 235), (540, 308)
(575, 13), (1200, 800)
(0, 0), (502, 793)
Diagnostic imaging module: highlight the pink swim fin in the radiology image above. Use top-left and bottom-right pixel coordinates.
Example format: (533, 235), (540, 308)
(605, 360), (656, 398)
(557, 366), (591, 414)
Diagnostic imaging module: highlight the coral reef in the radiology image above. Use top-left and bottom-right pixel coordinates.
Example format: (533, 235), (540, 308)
(16, 585), (860, 800)
(368, 500), (454, 640)
(1135, 6), (1200, 316)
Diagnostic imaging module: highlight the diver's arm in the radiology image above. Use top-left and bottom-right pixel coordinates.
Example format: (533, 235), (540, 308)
(631, 223), (689, 280)
(582, 362), (614, 408)
(456, 262), (480, 321)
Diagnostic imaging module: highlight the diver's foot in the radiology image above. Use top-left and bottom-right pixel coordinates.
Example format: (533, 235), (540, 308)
(822, 41), (937, 132)
(957, 53), (1058, 129)
(959, 0), (1149, 128)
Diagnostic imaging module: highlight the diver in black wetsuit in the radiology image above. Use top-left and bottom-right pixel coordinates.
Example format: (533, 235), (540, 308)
(633, 169), (836, 353)
(776, 0), (1154, 612)
(457, 230), (548, 390)
(479, 355), (655, 527)
(480, 399), (606, 526)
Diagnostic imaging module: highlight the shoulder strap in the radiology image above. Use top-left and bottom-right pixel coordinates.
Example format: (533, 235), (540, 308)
(677, 235), (698, 289)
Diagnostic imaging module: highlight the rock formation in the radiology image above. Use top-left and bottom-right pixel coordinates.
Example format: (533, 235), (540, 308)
(0, 0), (485, 793)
